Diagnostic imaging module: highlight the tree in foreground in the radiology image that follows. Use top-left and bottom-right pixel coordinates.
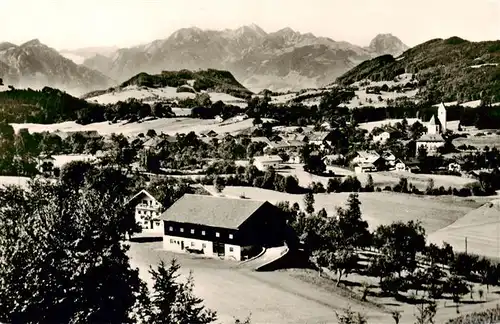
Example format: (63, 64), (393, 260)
(0, 180), (217, 324)
(145, 259), (217, 324)
(0, 181), (141, 323)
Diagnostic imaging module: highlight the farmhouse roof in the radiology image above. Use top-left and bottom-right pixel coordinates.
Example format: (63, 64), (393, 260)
(356, 150), (380, 160)
(417, 134), (445, 142)
(126, 189), (161, 205)
(160, 194), (271, 229)
(253, 155), (283, 163)
(200, 129), (217, 137)
(309, 131), (331, 142)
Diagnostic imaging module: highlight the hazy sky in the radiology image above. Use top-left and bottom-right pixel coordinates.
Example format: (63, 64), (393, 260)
(0, 0), (498, 50)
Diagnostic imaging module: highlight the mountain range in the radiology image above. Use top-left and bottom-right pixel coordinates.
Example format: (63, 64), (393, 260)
(0, 25), (407, 94)
(81, 25), (408, 92)
(0, 40), (112, 95)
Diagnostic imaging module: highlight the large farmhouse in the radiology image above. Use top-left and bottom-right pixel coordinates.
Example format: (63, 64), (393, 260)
(127, 189), (164, 232)
(160, 194), (288, 261)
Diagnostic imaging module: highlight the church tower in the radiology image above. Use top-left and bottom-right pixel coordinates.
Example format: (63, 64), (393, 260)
(427, 115), (439, 135)
(437, 102), (447, 133)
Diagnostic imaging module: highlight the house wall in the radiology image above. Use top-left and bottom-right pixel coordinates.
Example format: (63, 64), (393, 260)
(254, 160), (280, 171)
(134, 195), (162, 232)
(162, 222), (242, 260)
(416, 141), (445, 155)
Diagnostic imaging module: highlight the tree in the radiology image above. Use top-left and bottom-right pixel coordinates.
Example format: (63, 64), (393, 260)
(365, 174), (374, 192)
(213, 176), (226, 193)
(0, 181), (142, 323)
(336, 193), (371, 249)
(315, 248), (359, 286)
(147, 260), (217, 324)
(304, 154), (326, 175)
(304, 192), (315, 214)
(327, 177), (342, 193)
(414, 300), (437, 324)
(146, 129), (157, 137)
(446, 275), (469, 313)
(391, 311), (401, 324)
(373, 221), (426, 276)
(335, 306), (367, 324)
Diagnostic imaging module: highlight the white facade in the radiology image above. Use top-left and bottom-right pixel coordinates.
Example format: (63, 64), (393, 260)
(373, 132), (391, 143)
(416, 141), (445, 155)
(253, 155), (283, 171)
(438, 103), (447, 132)
(132, 191), (163, 232)
(163, 234), (242, 261)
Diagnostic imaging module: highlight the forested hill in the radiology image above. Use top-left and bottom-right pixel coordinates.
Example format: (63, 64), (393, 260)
(82, 69), (254, 100)
(336, 37), (500, 103)
(0, 87), (103, 124)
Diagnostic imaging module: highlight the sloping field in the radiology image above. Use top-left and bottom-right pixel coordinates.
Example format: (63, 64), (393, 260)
(215, 186), (480, 233)
(86, 85), (248, 108)
(428, 199), (500, 259)
(11, 117), (259, 137)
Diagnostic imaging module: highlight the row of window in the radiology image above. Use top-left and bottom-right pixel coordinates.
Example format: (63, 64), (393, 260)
(138, 210), (159, 216)
(168, 239), (234, 252)
(167, 226), (233, 239)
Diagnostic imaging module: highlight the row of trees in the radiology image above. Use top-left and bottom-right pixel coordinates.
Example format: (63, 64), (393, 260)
(278, 193), (500, 314)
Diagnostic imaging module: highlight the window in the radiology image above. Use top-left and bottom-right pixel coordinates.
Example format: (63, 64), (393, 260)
(215, 232), (220, 238)
(201, 230), (206, 235)
(190, 229), (195, 234)
(155, 221), (160, 226)
(142, 200), (147, 205)
(202, 243), (206, 248)
(169, 226), (173, 231)
(229, 247), (234, 252)
(170, 239), (174, 243)
(180, 228), (184, 233)
(191, 242), (195, 247)
(229, 234), (233, 239)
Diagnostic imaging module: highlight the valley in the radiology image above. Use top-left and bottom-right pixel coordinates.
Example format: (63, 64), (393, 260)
(1, 8), (500, 324)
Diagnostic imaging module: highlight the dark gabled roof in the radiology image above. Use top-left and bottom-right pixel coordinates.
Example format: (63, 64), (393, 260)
(159, 194), (271, 229)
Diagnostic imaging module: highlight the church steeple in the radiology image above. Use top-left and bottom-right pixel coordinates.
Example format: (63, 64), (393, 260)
(427, 115), (439, 135)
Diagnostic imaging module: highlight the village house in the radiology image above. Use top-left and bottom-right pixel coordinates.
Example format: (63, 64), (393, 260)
(160, 194), (288, 261)
(308, 131), (335, 149)
(253, 155), (283, 171)
(127, 189), (164, 232)
(200, 130), (218, 138)
(373, 128), (399, 144)
(352, 151), (386, 173)
(415, 133), (446, 156)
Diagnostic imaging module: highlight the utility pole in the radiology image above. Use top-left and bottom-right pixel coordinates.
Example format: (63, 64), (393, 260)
(465, 237), (468, 255)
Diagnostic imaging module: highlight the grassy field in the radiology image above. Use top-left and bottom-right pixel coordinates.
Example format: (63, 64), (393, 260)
(11, 117), (259, 137)
(428, 199), (500, 259)
(453, 132), (500, 148)
(87, 85), (248, 108)
(279, 163), (477, 191)
(211, 186), (486, 233)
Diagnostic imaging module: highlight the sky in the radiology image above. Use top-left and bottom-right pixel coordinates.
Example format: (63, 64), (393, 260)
(0, 0), (498, 50)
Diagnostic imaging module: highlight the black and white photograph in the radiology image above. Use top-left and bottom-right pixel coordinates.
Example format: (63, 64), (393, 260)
(0, 0), (499, 323)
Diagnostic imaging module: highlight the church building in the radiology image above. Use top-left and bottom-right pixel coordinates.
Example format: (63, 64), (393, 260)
(415, 103), (447, 156)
